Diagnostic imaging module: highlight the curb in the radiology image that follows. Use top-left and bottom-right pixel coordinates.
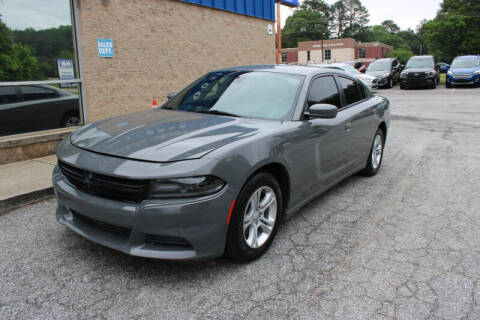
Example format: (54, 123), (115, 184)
(0, 188), (54, 216)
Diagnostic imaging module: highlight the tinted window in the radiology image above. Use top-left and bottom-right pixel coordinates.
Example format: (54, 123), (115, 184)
(307, 76), (341, 108)
(21, 86), (49, 101)
(0, 86), (17, 104)
(338, 77), (362, 106)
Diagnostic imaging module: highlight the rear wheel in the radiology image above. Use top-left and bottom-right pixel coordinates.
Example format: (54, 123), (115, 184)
(62, 112), (81, 127)
(226, 172), (282, 262)
(360, 129), (385, 177)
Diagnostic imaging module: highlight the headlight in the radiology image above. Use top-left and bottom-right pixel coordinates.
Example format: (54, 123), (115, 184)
(382, 73), (390, 78)
(148, 176), (225, 199)
(428, 71), (436, 77)
(474, 70), (480, 75)
(447, 70), (453, 75)
(400, 72), (407, 78)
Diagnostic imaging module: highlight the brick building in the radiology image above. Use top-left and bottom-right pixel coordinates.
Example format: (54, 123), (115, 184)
(283, 38), (393, 65)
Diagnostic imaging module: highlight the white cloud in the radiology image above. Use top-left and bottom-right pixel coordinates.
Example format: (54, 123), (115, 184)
(281, 0), (442, 30)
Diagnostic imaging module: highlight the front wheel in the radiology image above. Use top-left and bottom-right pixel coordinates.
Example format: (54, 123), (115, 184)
(360, 129), (385, 177)
(388, 78), (393, 88)
(226, 172), (282, 262)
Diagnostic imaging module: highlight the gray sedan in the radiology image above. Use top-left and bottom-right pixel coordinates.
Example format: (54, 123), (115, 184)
(53, 65), (390, 262)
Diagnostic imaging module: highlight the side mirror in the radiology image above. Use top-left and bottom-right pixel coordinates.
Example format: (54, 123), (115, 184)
(167, 92), (176, 100)
(307, 104), (338, 119)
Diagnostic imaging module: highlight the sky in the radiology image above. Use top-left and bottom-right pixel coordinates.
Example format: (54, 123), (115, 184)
(281, 0), (443, 30)
(0, 0), (72, 30)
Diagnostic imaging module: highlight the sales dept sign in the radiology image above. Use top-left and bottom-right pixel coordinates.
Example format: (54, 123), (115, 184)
(97, 38), (114, 57)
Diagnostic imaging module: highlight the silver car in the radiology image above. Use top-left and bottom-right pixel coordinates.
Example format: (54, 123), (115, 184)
(310, 63), (377, 90)
(53, 65), (390, 262)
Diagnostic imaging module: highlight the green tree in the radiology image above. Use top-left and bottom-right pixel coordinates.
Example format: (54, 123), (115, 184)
(381, 20), (400, 33)
(281, 9), (330, 48)
(424, 0), (480, 62)
(0, 18), (40, 81)
(387, 48), (414, 64)
(330, 0), (369, 38)
(301, 0), (330, 14)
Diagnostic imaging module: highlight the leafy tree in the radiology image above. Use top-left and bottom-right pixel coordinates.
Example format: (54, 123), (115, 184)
(0, 18), (41, 81)
(381, 20), (400, 33)
(330, 0), (369, 38)
(387, 48), (414, 64)
(424, 0), (480, 62)
(281, 9), (330, 48)
(301, 0), (330, 14)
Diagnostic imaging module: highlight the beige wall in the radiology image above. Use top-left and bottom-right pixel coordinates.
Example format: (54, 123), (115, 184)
(77, 0), (275, 122)
(298, 48), (355, 64)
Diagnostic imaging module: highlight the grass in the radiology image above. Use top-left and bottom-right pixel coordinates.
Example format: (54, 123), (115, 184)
(440, 73), (446, 84)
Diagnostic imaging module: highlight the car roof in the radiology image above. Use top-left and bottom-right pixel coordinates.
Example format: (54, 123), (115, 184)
(410, 55), (434, 60)
(215, 64), (340, 76)
(454, 55), (480, 60)
(372, 58), (393, 62)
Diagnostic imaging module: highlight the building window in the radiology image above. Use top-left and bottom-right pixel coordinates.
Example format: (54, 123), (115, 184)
(307, 50), (311, 62)
(325, 49), (331, 60)
(359, 48), (366, 58)
(282, 53), (287, 63)
(0, 0), (84, 137)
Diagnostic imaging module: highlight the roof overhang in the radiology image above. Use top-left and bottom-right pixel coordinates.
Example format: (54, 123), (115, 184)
(277, 0), (299, 8)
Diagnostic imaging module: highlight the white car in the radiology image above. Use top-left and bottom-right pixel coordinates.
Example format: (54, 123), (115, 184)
(310, 63), (376, 90)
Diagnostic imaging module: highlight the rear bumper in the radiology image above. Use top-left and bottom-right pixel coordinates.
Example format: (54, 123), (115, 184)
(53, 166), (233, 261)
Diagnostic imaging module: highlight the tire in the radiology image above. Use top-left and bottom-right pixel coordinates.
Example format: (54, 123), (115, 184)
(400, 84), (407, 90)
(388, 78), (393, 89)
(62, 112), (81, 127)
(446, 82), (452, 88)
(431, 80), (437, 89)
(226, 172), (283, 262)
(360, 129), (385, 177)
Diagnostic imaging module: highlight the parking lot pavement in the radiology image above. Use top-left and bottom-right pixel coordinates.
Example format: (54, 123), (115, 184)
(1, 86), (480, 319)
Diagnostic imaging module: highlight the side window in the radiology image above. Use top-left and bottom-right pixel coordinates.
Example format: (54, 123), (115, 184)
(307, 76), (341, 108)
(20, 86), (49, 101)
(338, 77), (362, 106)
(0, 86), (18, 104)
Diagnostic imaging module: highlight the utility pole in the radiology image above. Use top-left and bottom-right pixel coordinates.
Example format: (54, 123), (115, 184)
(276, 1), (282, 64)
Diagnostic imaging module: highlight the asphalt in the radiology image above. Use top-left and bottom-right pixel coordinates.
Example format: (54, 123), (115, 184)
(1, 86), (480, 319)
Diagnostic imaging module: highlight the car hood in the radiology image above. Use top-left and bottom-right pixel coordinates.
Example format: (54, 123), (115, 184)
(450, 67), (480, 74)
(403, 67), (434, 73)
(367, 71), (390, 77)
(358, 74), (377, 81)
(70, 109), (264, 162)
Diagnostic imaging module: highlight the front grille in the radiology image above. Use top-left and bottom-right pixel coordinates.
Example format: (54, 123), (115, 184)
(145, 234), (193, 248)
(407, 72), (426, 79)
(453, 74), (472, 79)
(59, 162), (148, 203)
(72, 210), (131, 238)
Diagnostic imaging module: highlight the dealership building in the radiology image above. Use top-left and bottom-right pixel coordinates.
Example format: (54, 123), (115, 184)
(283, 38), (393, 64)
(0, 0), (287, 164)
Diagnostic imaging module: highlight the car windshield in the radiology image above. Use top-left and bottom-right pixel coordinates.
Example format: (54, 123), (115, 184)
(451, 58), (480, 69)
(162, 71), (303, 120)
(340, 64), (361, 75)
(406, 58), (434, 69)
(368, 60), (391, 72)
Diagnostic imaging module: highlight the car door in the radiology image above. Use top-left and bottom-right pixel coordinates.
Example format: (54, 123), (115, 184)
(392, 59), (400, 82)
(0, 86), (24, 136)
(296, 75), (352, 191)
(334, 76), (376, 171)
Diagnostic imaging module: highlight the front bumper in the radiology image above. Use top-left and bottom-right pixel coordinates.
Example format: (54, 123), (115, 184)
(53, 164), (234, 261)
(447, 74), (480, 86)
(373, 77), (389, 88)
(400, 76), (435, 87)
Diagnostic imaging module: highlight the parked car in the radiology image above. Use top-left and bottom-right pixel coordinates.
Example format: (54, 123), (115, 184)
(53, 65), (390, 262)
(437, 62), (450, 73)
(310, 63), (376, 90)
(0, 84), (81, 136)
(446, 55), (480, 88)
(366, 58), (403, 89)
(400, 55), (440, 89)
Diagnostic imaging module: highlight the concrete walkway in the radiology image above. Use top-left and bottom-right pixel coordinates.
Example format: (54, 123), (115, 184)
(0, 155), (56, 214)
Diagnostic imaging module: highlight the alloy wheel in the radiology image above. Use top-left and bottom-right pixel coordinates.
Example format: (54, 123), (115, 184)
(243, 186), (277, 249)
(371, 134), (383, 169)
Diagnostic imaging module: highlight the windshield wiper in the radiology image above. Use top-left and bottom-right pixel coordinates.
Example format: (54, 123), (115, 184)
(198, 110), (240, 117)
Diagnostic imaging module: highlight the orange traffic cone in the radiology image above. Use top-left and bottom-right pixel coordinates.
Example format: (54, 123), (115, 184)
(152, 98), (158, 109)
